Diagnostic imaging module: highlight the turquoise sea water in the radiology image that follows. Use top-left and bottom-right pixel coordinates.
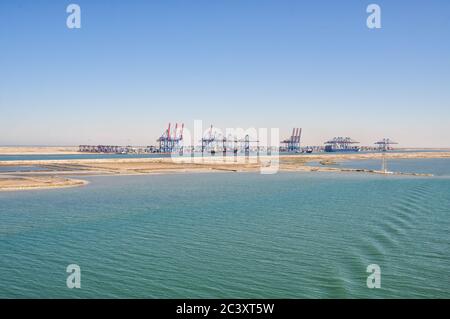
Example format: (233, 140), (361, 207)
(0, 160), (449, 298)
(309, 158), (450, 176)
(339, 158), (450, 176)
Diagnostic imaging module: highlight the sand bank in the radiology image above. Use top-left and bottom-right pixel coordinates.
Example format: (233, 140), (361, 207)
(0, 152), (449, 174)
(0, 146), (79, 155)
(0, 176), (88, 191)
(0, 152), (447, 191)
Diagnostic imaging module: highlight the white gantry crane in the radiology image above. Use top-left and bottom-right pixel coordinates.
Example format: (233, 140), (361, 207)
(374, 138), (398, 173)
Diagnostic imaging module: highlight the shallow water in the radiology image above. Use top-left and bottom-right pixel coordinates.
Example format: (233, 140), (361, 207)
(0, 166), (449, 298)
(0, 166), (49, 172)
(312, 158), (450, 176)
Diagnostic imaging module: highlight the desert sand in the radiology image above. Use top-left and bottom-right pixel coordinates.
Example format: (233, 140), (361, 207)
(0, 152), (448, 191)
(0, 146), (79, 155)
(0, 176), (88, 191)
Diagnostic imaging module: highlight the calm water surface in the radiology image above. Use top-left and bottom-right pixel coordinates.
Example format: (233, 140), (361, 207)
(339, 158), (450, 176)
(311, 158), (450, 176)
(0, 161), (449, 298)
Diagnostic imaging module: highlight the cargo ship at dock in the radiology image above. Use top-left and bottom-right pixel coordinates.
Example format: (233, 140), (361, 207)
(324, 137), (360, 152)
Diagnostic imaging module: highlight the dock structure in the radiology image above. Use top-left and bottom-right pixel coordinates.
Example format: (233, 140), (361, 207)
(375, 138), (398, 152)
(201, 125), (217, 154)
(281, 128), (302, 152)
(200, 124), (259, 156)
(324, 137), (360, 152)
(375, 138), (399, 173)
(78, 145), (155, 154)
(157, 122), (184, 153)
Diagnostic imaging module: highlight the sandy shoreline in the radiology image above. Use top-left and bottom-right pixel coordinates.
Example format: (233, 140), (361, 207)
(0, 176), (88, 192)
(0, 146), (80, 155)
(0, 151), (449, 169)
(0, 152), (448, 191)
(1, 146), (449, 156)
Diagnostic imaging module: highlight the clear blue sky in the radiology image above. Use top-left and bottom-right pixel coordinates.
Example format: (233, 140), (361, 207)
(1, 0), (449, 147)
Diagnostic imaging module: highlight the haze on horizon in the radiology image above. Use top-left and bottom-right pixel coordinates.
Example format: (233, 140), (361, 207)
(1, 0), (449, 148)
